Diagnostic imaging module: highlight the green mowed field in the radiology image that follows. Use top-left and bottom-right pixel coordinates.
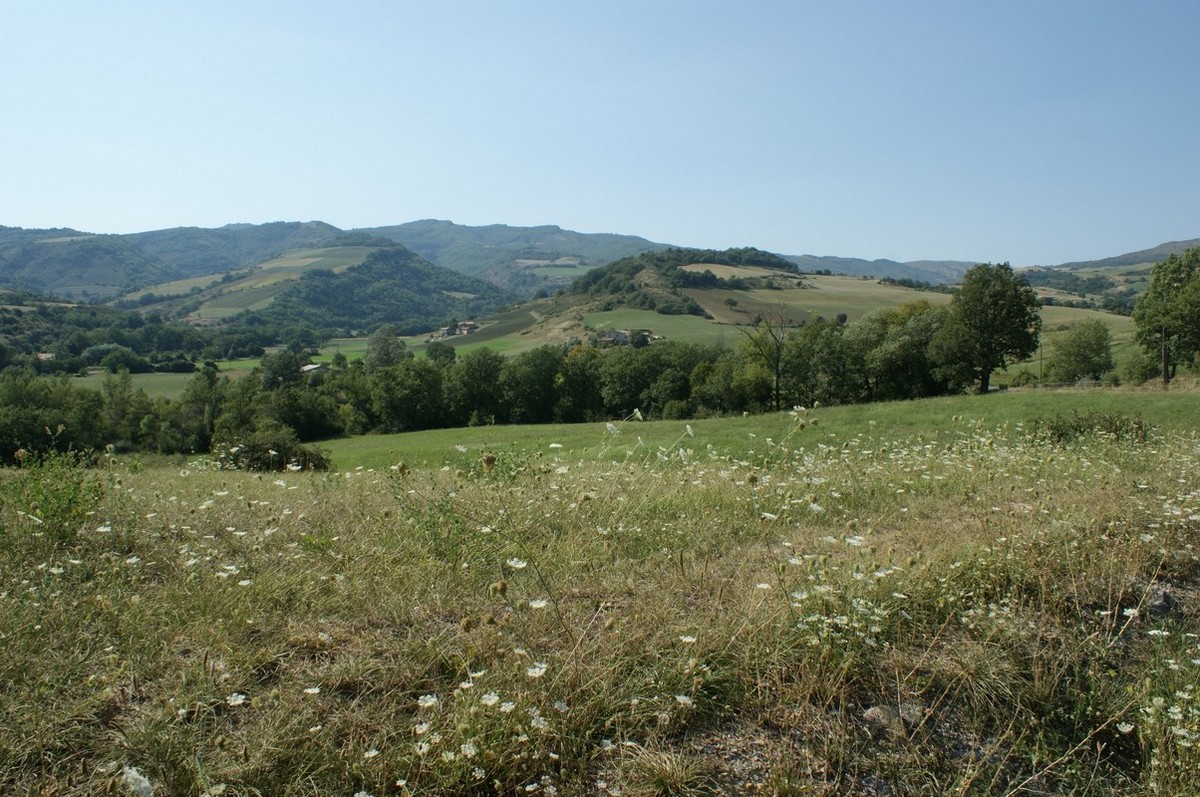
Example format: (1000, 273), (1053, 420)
(124, 274), (223, 300)
(241, 247), (378, 280)
(316, 338), (369, 362)
(528, 265), (590, 277)
(195, 282), (290, 317)
(319, 385), (1196, 472)
(409, 308), (551, 356)
(583, 309), (744, 346)
(318, 307), (548, 362)
(73, 370), (198, 399)
(213, 358), (260, 375)
(788, 275), (952, 320)
(682, 272), (953, 326)
(74, 363), (259, 398)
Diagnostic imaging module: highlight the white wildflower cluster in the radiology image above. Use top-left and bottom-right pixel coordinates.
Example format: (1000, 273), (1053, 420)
(1138, 634), (1200, 780)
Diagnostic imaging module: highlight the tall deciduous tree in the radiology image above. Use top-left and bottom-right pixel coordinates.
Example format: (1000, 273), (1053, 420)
(499, 346), (562, 424)
(555, 344), (605, 423)
(1044, 319), (1114, 383)
(738, 308), (796, 411)
(847, 301), (955, 401)
(370, 358), (444, 432)
(1132, 247), (1200, 386)
(780, 316), (860, 407)
(445, 348), (506, 425)
(930, 263), (1041, 394)
(362, 324), (410, 372)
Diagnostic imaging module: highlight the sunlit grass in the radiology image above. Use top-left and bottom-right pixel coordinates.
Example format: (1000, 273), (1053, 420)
(322, 386), (1197, 471)
(2, 387), (1198, 794)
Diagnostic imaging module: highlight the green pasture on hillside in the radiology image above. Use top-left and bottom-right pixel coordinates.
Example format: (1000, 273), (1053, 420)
(73, 370), (198, 399)
(195, 282), (290, 318)
(123, 273), (223, 300)
(319, 385), (1197, 472)
(430, 308), (547, 355)
(683, 273), (952, 326)
(73, 362), (261, 398)
(316, 337), (369, 362)
(769, 274), (952, 321)
(528, 265), (590, 278)
(583, 309), (743, 346)
(185, 247), (377, 319)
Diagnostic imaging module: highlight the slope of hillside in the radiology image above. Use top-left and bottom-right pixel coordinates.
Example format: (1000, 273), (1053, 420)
(785, 254), (976, 284)
(244, 245), (512, 334)
(0, 234), (179, 300)
(148, 245), (384, 321)
(0, 225), (90, 248)
(1053, 238), (1200, 270)
(4, 216), (1196, 313)
(360, 219), (669, 294)
(568, 247), (799, 315)
(129, 221), (343, 279)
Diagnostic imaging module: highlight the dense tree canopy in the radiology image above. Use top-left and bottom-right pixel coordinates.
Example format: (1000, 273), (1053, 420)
(1132, 247), (1200, 385)
(362, 324), (410, 372)
(0, 290), (1057, 466)
(930, 263), (1041, 394)
(1044, 320), (1115, 384)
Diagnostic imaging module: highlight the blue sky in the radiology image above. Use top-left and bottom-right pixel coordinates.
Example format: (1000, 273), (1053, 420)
(3, 1), (1197, 265)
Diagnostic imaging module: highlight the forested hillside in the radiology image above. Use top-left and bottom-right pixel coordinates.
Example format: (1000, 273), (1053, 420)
(129, 221), (343, 278)
(360, 219), (668, 294)
(785, 253), (975, 283)
(1055, 238), (1200, 270)
(243, 246), (511, 334)
(569, 247), (798, 316)
(0, 234), (180, 300)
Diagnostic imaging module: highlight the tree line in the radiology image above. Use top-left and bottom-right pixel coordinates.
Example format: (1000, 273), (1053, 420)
(4, 255), (1196, 469)
(0, 263), (1041, 466)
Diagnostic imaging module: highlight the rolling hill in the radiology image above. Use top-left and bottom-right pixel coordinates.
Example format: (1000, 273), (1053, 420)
(784, 254), (976, 283)
(0, 233), (181, 300)
(1053, 238), (1200, 270)
(356, 219), (669, 295)
(120, 241), (512, 335)
(1, 217), (1196, 324)
(241, 245), (511, 335)
(127, 221), (346, 279)
(568, 247), (800, 316)
(399, 248), (1138, 380)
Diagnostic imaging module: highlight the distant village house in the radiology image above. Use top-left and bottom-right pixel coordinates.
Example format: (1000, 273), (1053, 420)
(435, 321), (479, 338)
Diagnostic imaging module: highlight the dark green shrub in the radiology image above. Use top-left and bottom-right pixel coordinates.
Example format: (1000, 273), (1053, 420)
(214, 423), (332, 472)
(1029, 411), (1151, 445)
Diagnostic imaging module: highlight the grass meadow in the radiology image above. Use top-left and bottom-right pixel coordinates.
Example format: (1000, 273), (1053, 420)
(2, 386), (1199, 795)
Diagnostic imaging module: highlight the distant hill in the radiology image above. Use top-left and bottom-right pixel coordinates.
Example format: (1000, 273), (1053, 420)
(129, 221), (343, 278)
(784, 254), (976, 284)
(2, 217), (1196, 316)
(358, 219), (669, 295)
(1051, 238), (1200, 270)
(568, 247), (800, 317)
(0, 233), (180, 300)
(243, 245), (512, 335)
(1014, 239), (1200, 316)
(0, 222), (347, 300)
(0, 225), (91, 248)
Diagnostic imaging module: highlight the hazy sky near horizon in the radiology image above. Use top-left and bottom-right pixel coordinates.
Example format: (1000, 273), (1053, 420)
(3, 1), (1197, 265)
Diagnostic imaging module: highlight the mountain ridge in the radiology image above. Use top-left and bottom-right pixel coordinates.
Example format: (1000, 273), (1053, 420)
(1, 219), (1196, 303)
